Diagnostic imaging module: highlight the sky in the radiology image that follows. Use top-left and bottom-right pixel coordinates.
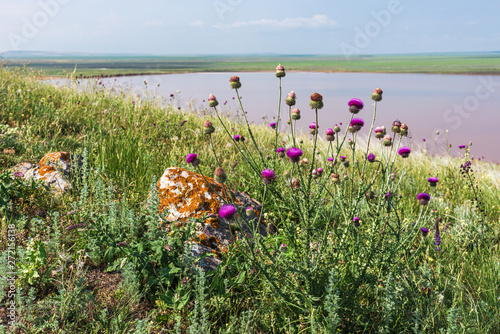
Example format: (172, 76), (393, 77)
(0, 0), (499, 55)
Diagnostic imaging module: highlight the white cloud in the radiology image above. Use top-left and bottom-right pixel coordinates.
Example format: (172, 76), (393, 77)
(189, 20), (204, 27)
(144, 20), (164, 27)
(214, 14), (337, 29)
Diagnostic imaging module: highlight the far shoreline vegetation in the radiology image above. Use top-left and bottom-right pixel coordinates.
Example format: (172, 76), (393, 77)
(2, 52), (500, 77)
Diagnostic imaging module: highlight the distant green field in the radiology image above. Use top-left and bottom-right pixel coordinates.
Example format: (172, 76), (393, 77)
(4, 53), (500, 77)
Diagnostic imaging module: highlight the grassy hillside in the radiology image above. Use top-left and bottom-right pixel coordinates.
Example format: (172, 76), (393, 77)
(0, 65), (499, 333)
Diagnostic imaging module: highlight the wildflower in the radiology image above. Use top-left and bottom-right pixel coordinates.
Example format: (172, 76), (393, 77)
(400, 123), (408, 136)
(277, 147), (286, 158)
(383, 134), (393, 147)
(353, 217), (360, 227)
(291, 178), (300, 189)
(219, 204), (236, 220)
(348, 98), (364, 114)
(165, 245), (171, 251)
(229, 76), (241, 89)
(275, 64), (286, 78)
(330, 173), (340, 184)
(458, 145), (466, 149)
(398, 146), (411, 158)
(66, 223), (86, 231)
(208, 94), (218, 107)
(309, 93), (324, 109)
(420, 227), (429, 237)
(214, 167), (227, 183)
(428, 177), (439, 187)
(262, 169), (275, 185)
(434, 219), (441, 251)
(343, 160), (350, 168)
(203, 120), (215, 134)
(309, 122), (318, 135)
(280, 243), (287, 252)
(343, 174), (349, 181)
(316, 168), (323, 177)
(349, 118), (364, 132)
(13, 172), (24, 178)
(312, 169), (318, 179)
(286, 91), (296, 106)
(301, 158), (309, 164)
(417, 192), (431, 205)
(186, 153), (200, 167)
(270, 122), (277, 129)
(286, 147), (303, 163)
(367, 153), (376, 162)
(246, 207), (255, 217)
(234, 135), (241, 142)
(333, 124), (341, 133)
(291, 108), (301, 120)
(326, 128), (335, 141)
(283, 170), (290, 178)
(375, 126), (386, 138)
(371, 88), (383, 101)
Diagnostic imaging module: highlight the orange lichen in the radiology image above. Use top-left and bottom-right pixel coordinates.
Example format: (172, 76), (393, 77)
(38, 166), (56, 179)
(40, 152), (70, 167)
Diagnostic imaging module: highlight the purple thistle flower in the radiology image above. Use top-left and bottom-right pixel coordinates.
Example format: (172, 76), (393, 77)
(286, 147), (303, 163)
(350, 118), (364, 132)
(417, 192), (431, 205)
(270, 122), (277, 129)
(420, 227), (429, 237)
(277, 147), (286, 158)
(339, 156), (347, 162)
(186, 153), (197, 164)
(367, 153), (376, 163)
(326, 128), (334, 136)
(262, 169), (275, 185)
(219, 204), (236, 220)
(428, 177), (439, 187)
(234, 135), (241, 142)
(353, 217), (360, 227)
(398, 146), (411, 158)
(458, 145), (466, 149)
(186, 153), (200, 167)
(309, 122), (318, 129)
(348, 98), (364, 114)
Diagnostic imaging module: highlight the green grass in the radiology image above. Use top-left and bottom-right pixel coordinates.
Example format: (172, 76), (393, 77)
(4, 53), (500, 77)
(0, 65), (499, 333)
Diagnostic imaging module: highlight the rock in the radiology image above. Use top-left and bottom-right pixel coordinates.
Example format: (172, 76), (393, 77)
(10, 152), (81, 194)
(158, 167), (273, 271)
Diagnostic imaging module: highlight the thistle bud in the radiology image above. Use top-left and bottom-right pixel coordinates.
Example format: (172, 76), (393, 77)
(208, 94), (218, 107)
(391, 119), (401, 133)
(309, 93), (324, 109)
(214, 167), (227, 183)
(374, 126), (386, 139)
(400, 123), (408, 136)
(333, 125), (341, 133)
(371, 88), (383, 101)
(229, 76), (241, 89)
(331, 173), (340, 184)
(291, 177), (300, 189)
(203, 120), (215, 134)
(285, 91), (296, 106)
(291, 108), (301, 120)
(275, 64), (286, 78)
(383, 135), (393, 147)
(246, 207), (255, 217)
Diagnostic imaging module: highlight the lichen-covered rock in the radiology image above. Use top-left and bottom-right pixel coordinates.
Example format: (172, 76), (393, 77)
(10, 152), (80, 193)
(158, 167), (273, 271)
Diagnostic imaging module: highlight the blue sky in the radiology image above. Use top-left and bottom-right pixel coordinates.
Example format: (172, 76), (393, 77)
(0, 0), (499, 55)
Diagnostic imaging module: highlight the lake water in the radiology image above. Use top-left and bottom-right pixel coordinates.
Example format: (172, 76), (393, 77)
(49, 72), (500, 162)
